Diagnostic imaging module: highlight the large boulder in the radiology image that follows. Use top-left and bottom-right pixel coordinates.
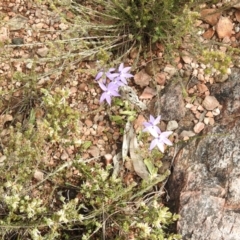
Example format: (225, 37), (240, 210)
(166, 68), (240, 240)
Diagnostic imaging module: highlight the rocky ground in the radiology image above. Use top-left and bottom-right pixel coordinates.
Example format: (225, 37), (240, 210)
(0, 0), (240, 239)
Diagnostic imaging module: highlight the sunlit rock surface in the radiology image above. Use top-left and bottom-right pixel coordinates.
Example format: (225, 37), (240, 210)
(167, 68), (240, 240)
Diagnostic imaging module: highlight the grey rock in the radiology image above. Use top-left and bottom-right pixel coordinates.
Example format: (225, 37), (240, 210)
(159, 83), (186, 121)
(167, 120), (179, 131)
(12, 37), (24, 45)
(164, 64), (177, 76)
(167, 68), (240, 240)
(210, 69), (240, 118)
(7, 15), (28, 31)
(215, 74), (228, 83)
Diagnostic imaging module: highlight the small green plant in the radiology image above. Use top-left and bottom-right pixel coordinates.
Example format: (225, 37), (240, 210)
(200, 50), (232, 75)
(3, 193), (46, 222)
(110, 98), (137, 125)
(40, 87), (80, 142)
(0, 153), (180, 239)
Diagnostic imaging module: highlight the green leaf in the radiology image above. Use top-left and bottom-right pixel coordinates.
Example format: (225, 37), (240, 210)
(81, 141), (92, 150)
(110, 115), (124, 124)
(144, 158), (158, 176)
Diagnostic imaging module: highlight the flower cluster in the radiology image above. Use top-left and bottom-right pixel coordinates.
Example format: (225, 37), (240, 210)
(143, 115), (173, 153)
(96, 65), (173, 153)
(95, 63), (133, 105)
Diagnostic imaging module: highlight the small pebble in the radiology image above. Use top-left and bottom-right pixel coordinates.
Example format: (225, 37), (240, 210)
(34, 170), (44, 181)
(202, 96), (220, 110)
(104, 154), (112, 163)
(212, 108), (221, 116)
(61, 152), (69, 160)
(194, 122), (205, 133)
(166, 120), (178, 131)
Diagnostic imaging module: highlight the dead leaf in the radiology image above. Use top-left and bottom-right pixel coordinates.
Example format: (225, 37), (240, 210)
(122, 121), (133, 161)
(200, 9), (221, 26)
(129, 130), (149, 180)
(155, 72), (166, 85)
(134, 69), (151, 87)
(202, 28), (215, 39)
(112, 152), (121, 177)
(0, 114), (13, 128)
(139, 87), (157, 99)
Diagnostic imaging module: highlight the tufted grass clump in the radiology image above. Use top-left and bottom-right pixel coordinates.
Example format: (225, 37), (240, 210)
(105, 0), (196, 44)
(43, 0), (200, 65)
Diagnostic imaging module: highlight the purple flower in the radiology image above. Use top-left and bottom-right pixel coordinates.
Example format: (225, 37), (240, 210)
(95, 68), (118, 83)
(143, 115), (161, 138)
(95, 70), (105, 82)
(149, 131), (173, 153)
(111, 76), (125, 87)
(99, 82), (120, 105)
(116, 63), (133, 85)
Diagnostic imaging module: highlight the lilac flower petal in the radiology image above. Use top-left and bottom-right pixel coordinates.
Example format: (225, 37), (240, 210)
(99, 92), (107, 103)
(114, 80), (125, 87)
(160, 131), (173, 138)
(150, 137), (165, 152)
(118, 63), (124, 72)
(149, 115), (155, 124)
(105, 94), (112, 105)
(98, 82), (107, 91)
(148, 126), (161, 138)
(121, 67), (131, 73)
(159, 132), (173, 146)
(95, 71), (103, 80)
(123, 73), (133, 79)
(157, 141), (165, 153)
(111, 91), (121, 97)
(143, 116), (161, 137)
(162, 138), (173, 146)
(115, 76), (127, 85)
(149, 130), (173, 153)
(143, 122), (152, 128)
(106, 72), (119, 81)
(108, 82), (119, 91)
(108, 67), (116, 72)
(149, 139), (158, 150)
(120, 76), (128, 85)
(153, 116), (161, 125)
